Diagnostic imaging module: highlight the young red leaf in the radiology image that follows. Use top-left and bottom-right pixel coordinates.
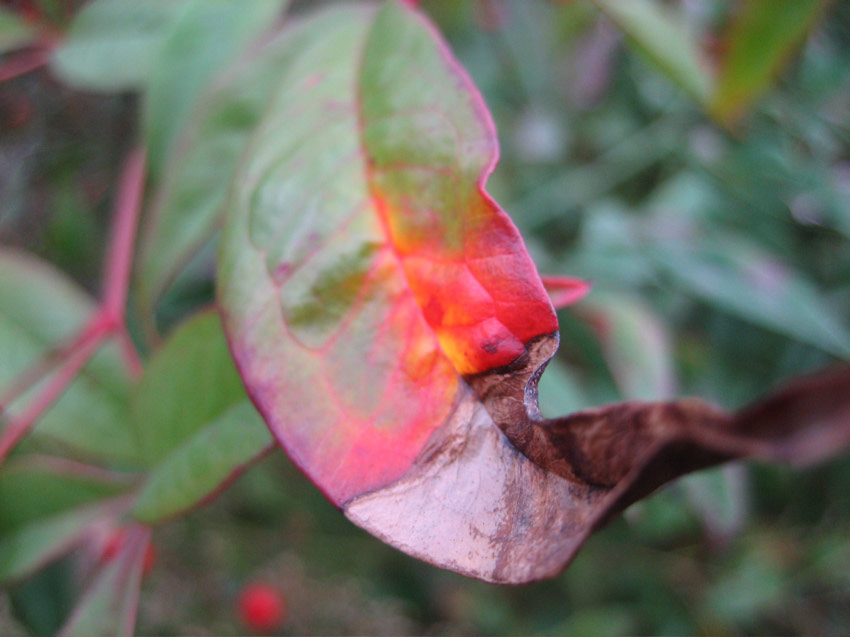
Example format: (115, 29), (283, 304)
(218, 1), (850, 584)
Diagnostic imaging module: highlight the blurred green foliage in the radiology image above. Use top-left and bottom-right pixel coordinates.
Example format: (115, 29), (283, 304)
(1, 0), (849, 634)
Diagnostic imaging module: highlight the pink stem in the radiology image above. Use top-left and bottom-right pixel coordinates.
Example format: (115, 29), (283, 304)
(0, 319), (111, 463)
(0, 47), (49, 84)
(102, 147), (147, 321)
(0, 319), (100, 413)
(540, 275), (592, 309)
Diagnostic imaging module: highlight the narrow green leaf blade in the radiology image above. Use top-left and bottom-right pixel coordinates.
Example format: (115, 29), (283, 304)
(133, 402), (271, 523)
(593, 0), (713, 103)
(652, 237), (850, 358)
(143, 0), (286, 175)
(0, 249), (135, 464)
(50, 0), (190, 91)
(710, 0), (826, 125)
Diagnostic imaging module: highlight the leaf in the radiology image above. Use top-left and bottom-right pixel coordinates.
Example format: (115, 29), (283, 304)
(50, 0), (190, 91)
(0, 500), (126, 584)
(0, 455), (133, 532)
(130, 310), (248, 465)
(0, 249), (136, 464)
(591, 0), (712, 104)
(219, 1), (850, 584)
(143, 0), (287, 175)
(130, 310), (272, 520)
(137, 17), (313, 313)
(650, 236), (850, 359)
(0, 7), (34, 54)
(132, 402), (272, 523)
(57, 525), (149, 637)
(220, 0), (558, 502)
(710, 0), (827, 126)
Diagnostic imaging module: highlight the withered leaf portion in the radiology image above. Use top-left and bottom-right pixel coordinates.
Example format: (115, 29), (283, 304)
(219, 1), (850, 584)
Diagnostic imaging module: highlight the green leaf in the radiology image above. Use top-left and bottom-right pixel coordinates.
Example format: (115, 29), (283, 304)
(710, 0), (826, 125)
(0, 500), (123, 584)
(0, 249), (136, 464)
(592, 0), (713, 104)
(143, 0), (287, 175)
(651, 236), (850, 359)
(57, 526), (148, 637)
(579, 292), (676, 401)
(0, 7), (34, 53)
(50, 0), (190, 91)
(0, 455), (132, 532)
(137, 18), (312, 312)
(130, 310), (247, 465)
(132, 402), (271, 523)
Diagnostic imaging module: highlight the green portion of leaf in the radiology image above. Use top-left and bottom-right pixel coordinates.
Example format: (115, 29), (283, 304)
(0, 456), (131, 532)
(131, 311), (246, 465)
(710, 0), (825, 124)
(143, 0), (286, 175)
(138, 18), (312, 312)
(580, 292), (675, 400)
(0, 250), (136, 464)
(133, 402), (271, 523)
(592, 0), (712, 103)
(57, 527), (147, 637)
(652, 237), (850, 359)
(0, 7), (34, 53)
(50, 0), (189, 91)
(0, 502), (117, 584)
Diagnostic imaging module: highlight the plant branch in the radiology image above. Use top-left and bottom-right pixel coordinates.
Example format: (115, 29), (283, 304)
(102, 147), (147, 322)
(0, 320), (109, 463)
(0, 147), (147, 461)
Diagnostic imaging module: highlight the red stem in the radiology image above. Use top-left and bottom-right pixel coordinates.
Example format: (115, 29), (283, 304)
(0, 146), (147, 462)
(0, 46), (50, 84)
(102, 147), (147, 322)
(0, 319), (100, 412)
(0, 320), (110, 463)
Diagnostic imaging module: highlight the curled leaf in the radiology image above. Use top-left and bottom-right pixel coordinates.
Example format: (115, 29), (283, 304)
(218, 1), (850, 583)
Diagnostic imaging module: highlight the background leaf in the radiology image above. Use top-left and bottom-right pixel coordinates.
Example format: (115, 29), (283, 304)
(0, 6), (34, 54)
(0, 455), (132, 532)
(50, 0), (190, 91)
(591, 0), (713, 104)
(57, 526), (148, 637)
(130, 310), (247, 466)
(143, 0), (286, 175)
(651, 235), (850, 359)
(710, 0), (827, 125)
(0, 500), (123, 584)
(578, 292), (676, 400)
(137, 17), (313, 314)
(132, 401), (271, 524)
(0, 250), (135, 464)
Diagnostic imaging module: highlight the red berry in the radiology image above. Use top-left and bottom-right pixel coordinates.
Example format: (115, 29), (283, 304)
(237, 582), (286, 633)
